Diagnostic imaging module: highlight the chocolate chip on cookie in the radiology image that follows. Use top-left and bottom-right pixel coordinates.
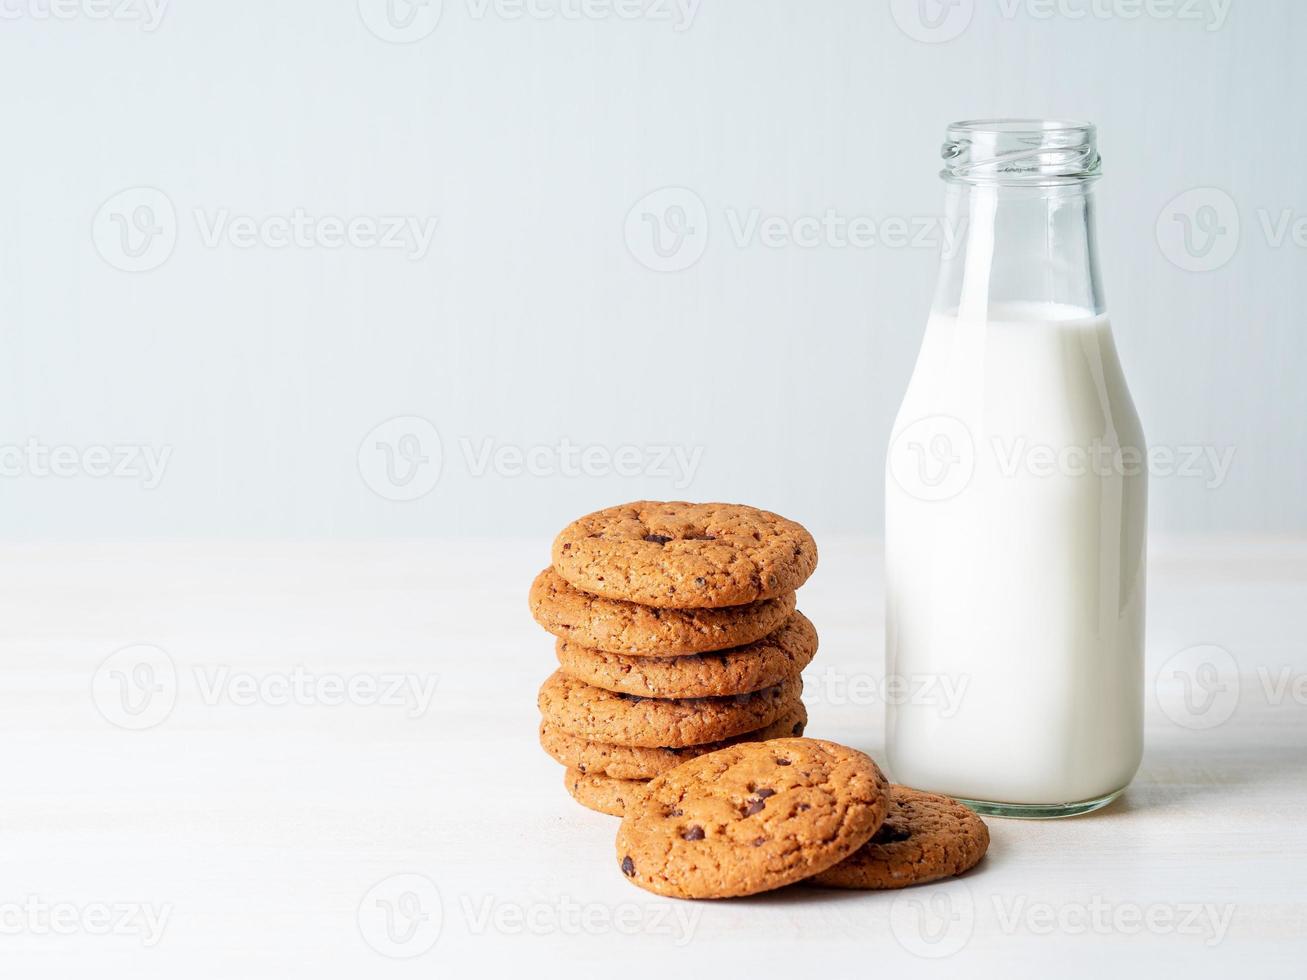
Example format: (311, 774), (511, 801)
(806, 785), (989, 889)
(615, 738), (889, 899)
(551, 502), (818, 609)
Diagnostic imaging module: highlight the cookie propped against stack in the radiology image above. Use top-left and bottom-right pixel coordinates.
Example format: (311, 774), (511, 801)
(612, 739), (989, 899)
(616, 738), (891, 898)
(531, 501), (820, 816)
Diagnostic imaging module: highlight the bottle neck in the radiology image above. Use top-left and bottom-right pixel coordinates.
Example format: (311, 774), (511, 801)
(934, 179), (1105, 320)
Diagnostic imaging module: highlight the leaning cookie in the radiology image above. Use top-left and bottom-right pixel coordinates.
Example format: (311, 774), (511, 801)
(551, 501), (818, 609)
(555, 612), (817, 698)
(539, 703), (809, 780)
(530, 567), (796, 656)
(805, 786), (989, 889)
(564, 768), (649, 817)
(538, 670), (801, 748)
(615, 738), (889, 899)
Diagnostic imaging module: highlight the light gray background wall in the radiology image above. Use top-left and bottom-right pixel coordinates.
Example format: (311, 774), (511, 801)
(1, 0), (1302, 539)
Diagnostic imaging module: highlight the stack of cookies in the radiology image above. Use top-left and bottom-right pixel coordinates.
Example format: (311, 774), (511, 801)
(532, 501), (820, 816)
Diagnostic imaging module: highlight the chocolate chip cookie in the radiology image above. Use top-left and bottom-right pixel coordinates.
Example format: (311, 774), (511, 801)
(537, 670), (801, 748)
(564, 768), (648, 817)
(806, 786), (990, 889)
(555, 612), (817, 698)
(551, 501), (818, 609)
(615, 738), (890, 899)
(530, 567), (796, 656)
(540, 703), (809, 780)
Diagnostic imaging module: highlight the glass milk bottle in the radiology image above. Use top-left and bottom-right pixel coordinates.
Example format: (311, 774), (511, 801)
(884, 120), (1146, 818)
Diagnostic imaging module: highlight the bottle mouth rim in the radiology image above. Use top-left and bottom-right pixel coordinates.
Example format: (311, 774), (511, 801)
(942, 118), (1101, 185)
(948, 118), (1096, 137)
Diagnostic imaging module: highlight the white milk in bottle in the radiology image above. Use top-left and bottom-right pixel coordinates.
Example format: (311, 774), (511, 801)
(885, 121), (1146, 817)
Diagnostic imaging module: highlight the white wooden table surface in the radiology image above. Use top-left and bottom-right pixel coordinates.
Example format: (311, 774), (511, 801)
(1, 537), (1304, 978)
